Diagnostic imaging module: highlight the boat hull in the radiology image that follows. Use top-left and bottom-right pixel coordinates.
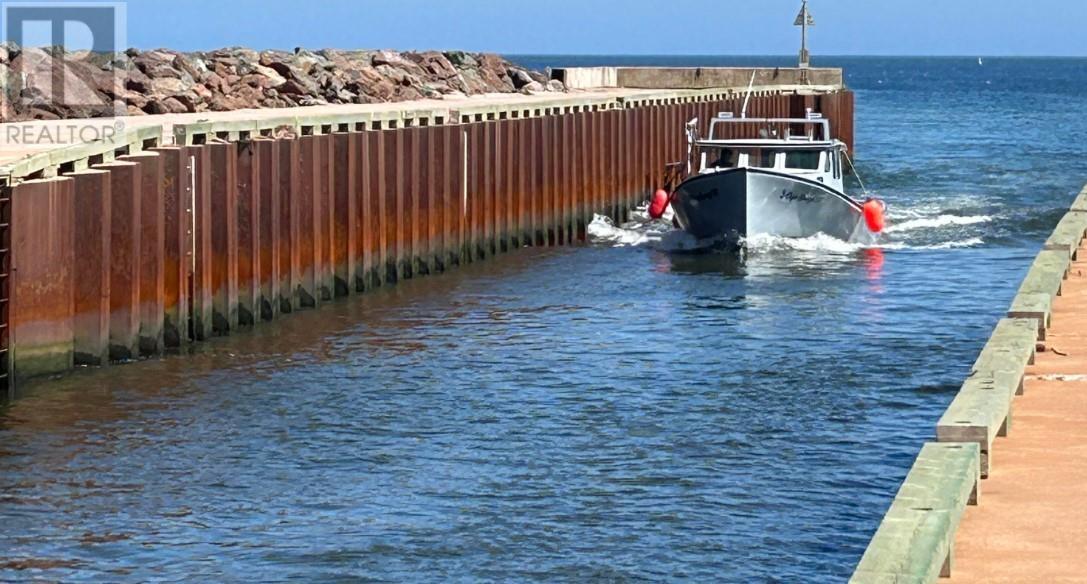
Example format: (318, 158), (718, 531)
(671, 168), (874, 245)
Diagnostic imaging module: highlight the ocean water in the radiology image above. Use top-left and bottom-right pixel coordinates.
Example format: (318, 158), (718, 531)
(2, 56), (1086, 582)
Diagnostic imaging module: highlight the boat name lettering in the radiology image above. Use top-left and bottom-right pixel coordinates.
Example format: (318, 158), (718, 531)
(779, 188), (819, 203)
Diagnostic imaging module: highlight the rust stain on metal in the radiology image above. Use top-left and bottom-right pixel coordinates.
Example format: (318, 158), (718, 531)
(235, 141), (260, 326)
(559, 113), (572, 242)
(332, 132), (357, 296)
(358, 132), (374, 290)
(254, 138), (280, 322)
(96, 161), (141, 360)
(392, 129), (408, 281)
(411, 127), (427, 275)
(540, 116), (554, 246)
(152, 146), (191, 348)
(70, 170), (110, 366)
(296, 136), (319, 307)
(481, 122), (494, 258)
(493, 121), (507, 254)
(467, 123), (482, 260)
(375, 130), (392, 285)
(425, 125), (441, 272)
(119, 152), (166, 355)
(208, 142), (239, 333)
(316, 134), (335, 302)
(9, 178), (75, 383)
(190, 146), (213, 341)
(276, 138), (299, 313)
(532, 117), (543, 247)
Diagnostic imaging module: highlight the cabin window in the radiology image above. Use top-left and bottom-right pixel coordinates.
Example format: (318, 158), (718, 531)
(709, 148), (738, 168)
(785, 151), (821, 170)
(756, 150), (778, 168)
(833, 152), (841, 179)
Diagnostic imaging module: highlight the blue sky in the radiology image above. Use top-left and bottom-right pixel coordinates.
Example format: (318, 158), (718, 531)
(122, 0), (1085, 56)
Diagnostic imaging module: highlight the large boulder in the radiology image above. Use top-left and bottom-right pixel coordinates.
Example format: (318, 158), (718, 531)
(1, 64), (15, 121)
(343, 65), (397, 101)
(477, 54), (514, 92)
(260, 54), (317, 96)
(122, 89), (149, 110)
(231, 84), (265, 109)
(508, 68), (534, 89)
(252, 64), (286, 88)
(144, 95), (189, 114)
(132, 49), (185, 78)
(124, 65), (153, 93)
(519, 80), (545, 94)
(444, 51), (478, 68)
(277, 78), (311, 96)
(407, 51), (458, 79)
(393, 85), (424, 101)
(207, 93), (243, 111)
(287, 48), (319, 72)
(457, 68), (493, 94)
(372, 50), (414, 69)
(148, 76), (192, 96)
(10, 47), (114, 117)
(201, 71), (229, 94)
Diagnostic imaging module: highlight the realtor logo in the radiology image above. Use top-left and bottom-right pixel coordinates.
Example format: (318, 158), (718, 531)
(1, 1), (127, 120)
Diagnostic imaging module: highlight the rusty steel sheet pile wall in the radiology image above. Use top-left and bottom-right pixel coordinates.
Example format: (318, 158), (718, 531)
(8, 178), (75, 384)
(0, 185), (11, 398)
(0, 91), (852, 393)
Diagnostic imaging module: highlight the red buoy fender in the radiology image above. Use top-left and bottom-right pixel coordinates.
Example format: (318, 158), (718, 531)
(863, 198), (886, 233)
(649, 189), (671, 219)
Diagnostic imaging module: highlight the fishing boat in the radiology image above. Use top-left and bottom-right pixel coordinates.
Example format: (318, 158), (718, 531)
(655, 111), (884, 248)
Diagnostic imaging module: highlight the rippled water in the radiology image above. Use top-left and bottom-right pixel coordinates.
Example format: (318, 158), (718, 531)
(3, 57), (1086, 582)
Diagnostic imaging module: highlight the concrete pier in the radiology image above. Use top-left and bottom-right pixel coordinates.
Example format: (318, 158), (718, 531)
(0, 69), (853, 395)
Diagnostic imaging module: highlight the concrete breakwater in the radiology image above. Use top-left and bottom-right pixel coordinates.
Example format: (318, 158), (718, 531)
(850, 185), (1087, 582)
(0, 69), (854, 397)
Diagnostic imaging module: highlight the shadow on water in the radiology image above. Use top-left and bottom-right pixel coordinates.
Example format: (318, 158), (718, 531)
(0, 246), (569, 417)
(656, 248), (747, 277)
(659, 245), (886, 283)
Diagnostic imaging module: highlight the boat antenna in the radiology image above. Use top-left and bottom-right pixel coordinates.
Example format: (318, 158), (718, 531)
(842, 149), (871, 199)
(740, 69), (757, 118)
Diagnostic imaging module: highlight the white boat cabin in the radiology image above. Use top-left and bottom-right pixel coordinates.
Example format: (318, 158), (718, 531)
(690, 111), (848, 193)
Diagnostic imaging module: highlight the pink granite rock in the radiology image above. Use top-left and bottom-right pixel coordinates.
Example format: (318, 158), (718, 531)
(0, 44), (561, 121)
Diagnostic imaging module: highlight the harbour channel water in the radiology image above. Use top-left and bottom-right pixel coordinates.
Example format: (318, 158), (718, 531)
(2, 57), (1086, 582)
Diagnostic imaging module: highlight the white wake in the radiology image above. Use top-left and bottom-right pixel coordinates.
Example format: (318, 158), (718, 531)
(884, 214), (993, 233)
(587, 202), (992, 253)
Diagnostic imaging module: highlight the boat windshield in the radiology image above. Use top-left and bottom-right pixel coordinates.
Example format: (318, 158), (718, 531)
(785, 150), (821, 170)
(755, 150), (777, 168)
(700, 146), (831, 173)
(707, 147), (739, 168)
